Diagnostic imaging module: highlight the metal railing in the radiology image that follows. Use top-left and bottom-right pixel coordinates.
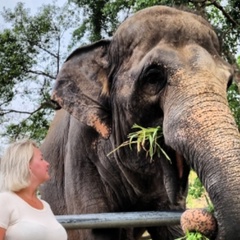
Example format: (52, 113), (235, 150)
(56, 211), (182, 230)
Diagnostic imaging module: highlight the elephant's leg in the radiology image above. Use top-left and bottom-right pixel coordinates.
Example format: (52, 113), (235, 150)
(62, 118), (124, 239)
(147, 225), (183, 240)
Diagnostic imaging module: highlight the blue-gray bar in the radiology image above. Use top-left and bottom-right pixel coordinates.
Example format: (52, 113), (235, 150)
(56, 211), (182, 229)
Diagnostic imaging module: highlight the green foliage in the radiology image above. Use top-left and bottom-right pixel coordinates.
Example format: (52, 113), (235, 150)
(227, 82), (240, 130)
(69, 0), (110, 42)
(4, 109), (53, 143)
(205, 2), (239, 64)
(108, 124), (170, 162)
(0, 29), (34, 104)
(0, 2), (82, 142)
(188, 176), (205, 199)
(187, 171), (214, 211)
(205, 195), (214, 214)
(176, 231), (209, 240)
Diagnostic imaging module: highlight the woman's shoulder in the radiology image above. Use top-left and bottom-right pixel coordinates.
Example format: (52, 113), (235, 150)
(0, 191), (14, 198)
(0, 191), (15, 204)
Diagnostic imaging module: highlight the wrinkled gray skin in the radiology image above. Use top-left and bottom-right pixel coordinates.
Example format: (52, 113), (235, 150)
(40, 6), (240, 240)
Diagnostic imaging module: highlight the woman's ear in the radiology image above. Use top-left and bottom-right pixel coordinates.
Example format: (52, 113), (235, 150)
(52, 40), (111, 139)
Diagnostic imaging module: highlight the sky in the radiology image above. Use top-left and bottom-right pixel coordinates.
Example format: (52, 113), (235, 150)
(0, 0), (65, 11)
(0, 0), (66, 29)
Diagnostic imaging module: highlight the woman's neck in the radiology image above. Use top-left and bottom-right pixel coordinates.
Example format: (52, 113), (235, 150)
(14, 188), (43, 209)
(15, 187), (37, 199)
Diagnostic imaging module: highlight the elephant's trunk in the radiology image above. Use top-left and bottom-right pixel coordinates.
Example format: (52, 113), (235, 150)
(163, 87), (240, 239)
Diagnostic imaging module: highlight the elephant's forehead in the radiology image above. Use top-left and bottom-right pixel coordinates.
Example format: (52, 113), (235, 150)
(111, 6), (219, 56)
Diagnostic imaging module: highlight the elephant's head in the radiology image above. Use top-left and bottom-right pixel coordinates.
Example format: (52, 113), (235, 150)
(51, 6), (239, 239)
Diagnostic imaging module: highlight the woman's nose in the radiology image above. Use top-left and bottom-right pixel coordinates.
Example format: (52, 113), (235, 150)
(45, 160), (50, 166)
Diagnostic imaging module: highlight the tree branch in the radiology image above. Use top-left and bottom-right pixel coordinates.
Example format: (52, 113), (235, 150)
(27, 69), (56, 79)
(0, 109), (33, 116)
(209, 0), (238, 27)
(189, 0), (239, 26)
(37, 44), (59, 59)
(0, 100), (12, 108)
(0, 100), (60, 116)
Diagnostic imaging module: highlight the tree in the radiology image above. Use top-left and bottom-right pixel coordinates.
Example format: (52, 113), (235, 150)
(0, 2), (82, 143)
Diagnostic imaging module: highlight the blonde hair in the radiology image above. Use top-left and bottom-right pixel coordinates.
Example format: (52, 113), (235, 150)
(0, 139), (37, 192)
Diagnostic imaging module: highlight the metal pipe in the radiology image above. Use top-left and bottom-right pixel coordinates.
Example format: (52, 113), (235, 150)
(56, 211), (182, 230)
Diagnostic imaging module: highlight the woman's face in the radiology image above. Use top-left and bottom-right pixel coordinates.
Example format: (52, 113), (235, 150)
(29, 147), (50, 184)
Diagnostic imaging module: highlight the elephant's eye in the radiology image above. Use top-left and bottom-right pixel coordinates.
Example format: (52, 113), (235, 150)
(141, 65), (167, 95)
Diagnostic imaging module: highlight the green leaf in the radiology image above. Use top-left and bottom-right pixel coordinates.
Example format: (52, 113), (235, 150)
(107, 124), (171, 162)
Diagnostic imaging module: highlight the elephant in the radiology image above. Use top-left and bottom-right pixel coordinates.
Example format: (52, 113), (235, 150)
(40, 5), (240, 240)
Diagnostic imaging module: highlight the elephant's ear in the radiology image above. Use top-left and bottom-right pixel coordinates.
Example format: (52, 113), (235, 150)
(52, 40), (111, 139)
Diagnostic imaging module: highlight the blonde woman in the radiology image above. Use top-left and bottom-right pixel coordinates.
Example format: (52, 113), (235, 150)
(0, 139), (67, 240)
